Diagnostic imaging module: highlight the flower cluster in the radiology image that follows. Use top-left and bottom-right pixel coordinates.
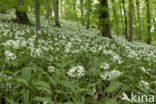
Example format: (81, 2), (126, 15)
(67, 66), (85, 78)
(100, 69), (123, 81)
(100, 63), (109, 70)
(48, 66), (55, 72)
(139, 67), (151, 75)
(5, 50), (17, 61)
(139, 80), (150, 89)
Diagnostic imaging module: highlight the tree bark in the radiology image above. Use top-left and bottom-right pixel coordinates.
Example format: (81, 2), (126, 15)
(35, 0), (41, 31)
(122, 0), (128, 39)
(99, 0), (112, 38)
(120, 3), (125, 36)
(136, 0), (140, 20)
(86, 15), (90, 29)
(15, 0), (30, 25)
(53, 0), (60, 27)
(128, 0), (133, 41)
(153, 19), (156, 31)
(60, 0), (63, 17)
(111, 0), (119, 36)
(145, 0), (151, 44)
(45, 0), (50, 20)
(80, 0), (85, 26)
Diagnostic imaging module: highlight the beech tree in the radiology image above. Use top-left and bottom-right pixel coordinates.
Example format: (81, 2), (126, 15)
(145, 0), (151, 44)
(98, 0), (112, 38)
(35, 0), (41, 31)
(128, 0), (133, 41)
(15, 0), (30, 25)
(53, 0), (60, 27)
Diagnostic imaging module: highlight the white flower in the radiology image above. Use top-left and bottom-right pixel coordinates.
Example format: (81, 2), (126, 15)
(100, 69), (122, 81)
(65, 48), (70, 53)
(30, 48), (43, 57)
(5, 50), (17, 61)
(48, 66), (55, 72)
(43, 101), (49, 104)
(113, 55), (120, 61)
(139, 80), (150, 89)
(139, 67), (151, 75)
(100, 63), (109, 70)
(67, 66), (85, 78)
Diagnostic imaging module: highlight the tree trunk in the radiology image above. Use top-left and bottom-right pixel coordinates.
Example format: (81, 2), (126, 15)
(136, 0), (140, 20)
(136, 0), (141, 40)
(53, 0), (60, 27)
(99, 0), (112, 38)
(45, 0), (50, 20)
(35, 0), (41, 31)
(145, 0), (151, 44)
(111, 0), (119, 36)
(60, 0), (63, 17)
(80, 0), (85, 26)
(120, 3), (125, 36)
(153, 19), (156, 31)
(15, 0), (30, 25)
(122, 0), (128, 39)
(86, 15), (90, 29)
(128, 0), (133, 41)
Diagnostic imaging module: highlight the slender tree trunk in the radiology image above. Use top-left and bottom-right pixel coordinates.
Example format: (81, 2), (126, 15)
(122, 0), (128, 39)
(60, 0), (63, 17)
(86, 15), (90, 29)
(80, 0), (85, 26)
(53, 0), (60, 27)
(15, 0), (30, 25)
(145, 0), (151, 44)
(128, 0), (133, 41)
(136, 0), (140, 20)
(86, 0), (92, 29)
(73, 0), (80, 31)
(99, 0), (112, 38)
(35, 0), (41, 31)
(45, 0), (50, 20)
(153, 19), (156, 31)
(111, 0), (119, 36)
(136, 0), (141, 40)
(120, 3), (125, 36)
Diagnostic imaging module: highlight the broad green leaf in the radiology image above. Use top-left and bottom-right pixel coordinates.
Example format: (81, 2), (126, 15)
(105, 98), (118, 104)
(16, 78), (28, 86)
(105, 81), (122, 92)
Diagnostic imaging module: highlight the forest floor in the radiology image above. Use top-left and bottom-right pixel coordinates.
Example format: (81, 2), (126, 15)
(0, 13), (156, 104)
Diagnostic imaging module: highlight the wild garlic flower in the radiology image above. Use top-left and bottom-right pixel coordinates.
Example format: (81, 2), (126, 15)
(48, 66), (55, 72)
(43, 101), (49, 104)
(139, 80), (150, 89)
(139, 67), (151, 75)
(100, 63), (109, 70)
(67, 66), (85, 78)
(100, 69), (123, 81)
(30, 48), (43, 57)
(5, 50), (17, 61)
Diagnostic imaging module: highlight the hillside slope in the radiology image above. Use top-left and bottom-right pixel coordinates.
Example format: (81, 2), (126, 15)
(0, 13), (156, 104)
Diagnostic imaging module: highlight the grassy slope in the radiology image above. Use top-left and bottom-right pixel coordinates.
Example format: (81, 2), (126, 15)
(0, 13), (156, 104)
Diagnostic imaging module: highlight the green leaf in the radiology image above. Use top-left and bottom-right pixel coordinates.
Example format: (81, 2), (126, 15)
(105, 98), (118, 104)
(33, 80), (51, 89)
(36, 86), (52, 95)
(23, 90), (30, 104)
(105, 81), (122, 92)
(16, 78), (28, 86)
(33, 97), (53, 103)
(64, 102), (74, 104)
(21, 67), (33, 80)
(5, 97), (18, 104)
